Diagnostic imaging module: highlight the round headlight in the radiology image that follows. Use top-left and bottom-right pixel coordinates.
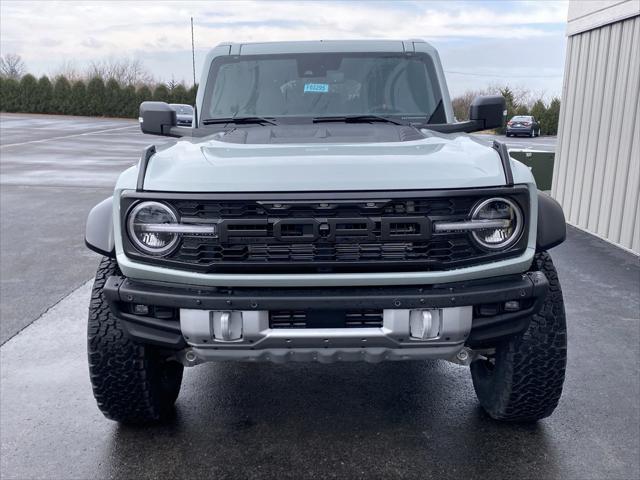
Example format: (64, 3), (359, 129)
(471, 197), (523, 250)
(127, 201), (179, 256)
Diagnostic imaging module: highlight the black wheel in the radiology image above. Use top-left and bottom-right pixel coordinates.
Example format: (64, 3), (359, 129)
(506, 133), (511, 137)
(470, 251), (567, 422)
(87, 257), (183, 423)
(530, 129), (535, 137)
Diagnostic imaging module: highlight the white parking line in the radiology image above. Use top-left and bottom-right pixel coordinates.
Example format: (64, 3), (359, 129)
(0, 124), (138, 148)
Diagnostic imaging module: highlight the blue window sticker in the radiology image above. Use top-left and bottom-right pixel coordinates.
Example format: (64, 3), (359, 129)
(304, 83), (329, 93)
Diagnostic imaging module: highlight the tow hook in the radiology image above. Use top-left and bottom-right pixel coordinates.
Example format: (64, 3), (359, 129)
(182, 349), (199, 366)
(449, 347), (477, 366)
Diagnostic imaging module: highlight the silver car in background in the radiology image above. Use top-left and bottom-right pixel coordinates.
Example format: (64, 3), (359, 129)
(169, 104), (193, 126)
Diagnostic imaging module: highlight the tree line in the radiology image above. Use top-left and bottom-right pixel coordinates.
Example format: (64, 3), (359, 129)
(0, 73), (196, 118)
(452, 86), (561, 135)
(1, 54), (561, 134)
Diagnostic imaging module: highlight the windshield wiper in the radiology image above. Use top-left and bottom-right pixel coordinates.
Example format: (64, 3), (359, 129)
(313, 115), (406, 126)
(202, 116), (278, 126)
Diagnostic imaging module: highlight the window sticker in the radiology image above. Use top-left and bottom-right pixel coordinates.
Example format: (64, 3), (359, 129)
(304, 83), (329, 93)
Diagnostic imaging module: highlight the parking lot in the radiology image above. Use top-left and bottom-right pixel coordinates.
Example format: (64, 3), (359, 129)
(0, 113), (638, 479)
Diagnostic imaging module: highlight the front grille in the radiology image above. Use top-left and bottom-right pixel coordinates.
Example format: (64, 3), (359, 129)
(175, 236), (476, 264)
(270, 309), (384, 329)
(121, 189), (529, 273)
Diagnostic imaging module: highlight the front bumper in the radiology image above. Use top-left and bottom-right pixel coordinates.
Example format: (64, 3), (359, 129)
(103, 270), (548, 364)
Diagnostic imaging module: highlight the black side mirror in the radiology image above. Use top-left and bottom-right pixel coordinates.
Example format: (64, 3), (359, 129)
(139, 102), (176, 136)
(469, 95), (506, 130)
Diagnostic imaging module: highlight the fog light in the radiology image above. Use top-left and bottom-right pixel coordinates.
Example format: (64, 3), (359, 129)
(504, 300), (521, 311)
(409, 309), (442, 340)
(133, 304), (149, 315)
(212, 311), (243, 341)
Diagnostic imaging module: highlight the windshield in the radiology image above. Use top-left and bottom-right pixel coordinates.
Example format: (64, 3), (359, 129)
(170, 104), (193, 115)
(201, 52), (445, 124)
(512, 116), (531, 121)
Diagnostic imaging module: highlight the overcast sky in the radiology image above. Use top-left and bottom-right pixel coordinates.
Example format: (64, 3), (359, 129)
(0, 0), (569, 98)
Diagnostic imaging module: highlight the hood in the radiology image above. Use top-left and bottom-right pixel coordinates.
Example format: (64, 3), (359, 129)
(142, 127), (506, 192)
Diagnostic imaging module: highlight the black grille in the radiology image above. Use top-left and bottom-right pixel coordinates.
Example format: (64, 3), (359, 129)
(121, 189), (529, 273)
(175, 236), (476, 264)
(270, 309), (384, 329)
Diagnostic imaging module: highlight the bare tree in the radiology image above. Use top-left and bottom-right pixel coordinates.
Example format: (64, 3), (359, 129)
(452, 89), (485, 121)
(166, 76), (177, 93)
(86, 57), (153, 86)
(0, 53), (26, 80)
(52, 60), (83, 83)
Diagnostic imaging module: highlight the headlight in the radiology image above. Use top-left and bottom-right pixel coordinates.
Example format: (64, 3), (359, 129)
(127, 201), (179, 256)
(470, 197), (523, 250)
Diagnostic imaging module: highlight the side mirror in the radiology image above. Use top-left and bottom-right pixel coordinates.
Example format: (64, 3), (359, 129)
(469, 95), (506, 130)
(139, 102), (176, 136)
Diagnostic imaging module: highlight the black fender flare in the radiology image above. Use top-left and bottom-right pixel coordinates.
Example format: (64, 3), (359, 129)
(536, 192), (566, 251)
(85, 197), (115, 257)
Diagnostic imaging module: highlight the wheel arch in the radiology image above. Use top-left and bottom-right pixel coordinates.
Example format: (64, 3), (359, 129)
(536, 192), (566, 251)
(85, 197), (115, 257)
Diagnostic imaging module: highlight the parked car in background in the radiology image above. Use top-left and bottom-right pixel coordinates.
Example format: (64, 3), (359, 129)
(169, 104), (194, 126)
(506, 115), (540, 137)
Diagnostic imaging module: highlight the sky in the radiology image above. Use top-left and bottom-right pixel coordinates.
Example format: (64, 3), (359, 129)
(0, 0), (569, 99)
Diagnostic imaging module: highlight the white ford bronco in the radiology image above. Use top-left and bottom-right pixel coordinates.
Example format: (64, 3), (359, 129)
(85, 40), (567, 424)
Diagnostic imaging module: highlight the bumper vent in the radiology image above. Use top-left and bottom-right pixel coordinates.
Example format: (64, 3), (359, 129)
(270, 309), (384, 329)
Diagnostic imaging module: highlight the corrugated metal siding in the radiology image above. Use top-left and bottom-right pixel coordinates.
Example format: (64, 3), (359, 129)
(553, 14), (640, 253)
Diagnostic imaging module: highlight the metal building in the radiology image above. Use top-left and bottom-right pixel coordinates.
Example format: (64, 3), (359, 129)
(552, 0), (640, 253)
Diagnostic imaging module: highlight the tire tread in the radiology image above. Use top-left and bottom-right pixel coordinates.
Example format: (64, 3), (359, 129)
(87, 257), (182, 423)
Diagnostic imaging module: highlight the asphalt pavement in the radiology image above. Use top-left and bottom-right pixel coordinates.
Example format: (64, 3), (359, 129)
(0, 113), (638, 480)
(470, 132), (557, 152)
(0, 114), (150, 343)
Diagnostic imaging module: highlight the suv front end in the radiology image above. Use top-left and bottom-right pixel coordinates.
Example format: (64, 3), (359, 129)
(85, 39), (567, 424)
(106, 185), (544, 367)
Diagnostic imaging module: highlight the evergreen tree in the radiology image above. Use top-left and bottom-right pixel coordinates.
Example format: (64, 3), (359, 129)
(497, 87), (517, 134)
(153, 84), (169, 102)
(136, 85), (153, 116)
(36, 76), (53, 113)
(121, 84), (137, 118)
(170, 84), (189, 104)
(104, 78), (121, 117)
(70, 80), (87, 116)
(1, 78), (21, 112)
(19, 74), (38, 112)
(53, 76), (72, 114)
(86, 76), (106, 116)
(544, 97), (561, 135)
(530, 99), (547, 135)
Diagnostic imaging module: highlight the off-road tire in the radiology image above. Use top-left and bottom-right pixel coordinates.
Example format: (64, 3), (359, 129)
(87, 257), (183, 423)
(470, 251), (567, 422)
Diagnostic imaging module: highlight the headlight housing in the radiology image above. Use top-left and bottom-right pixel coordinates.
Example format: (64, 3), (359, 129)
(470, 197), (523, 250)
(127, 201), (180, 256)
